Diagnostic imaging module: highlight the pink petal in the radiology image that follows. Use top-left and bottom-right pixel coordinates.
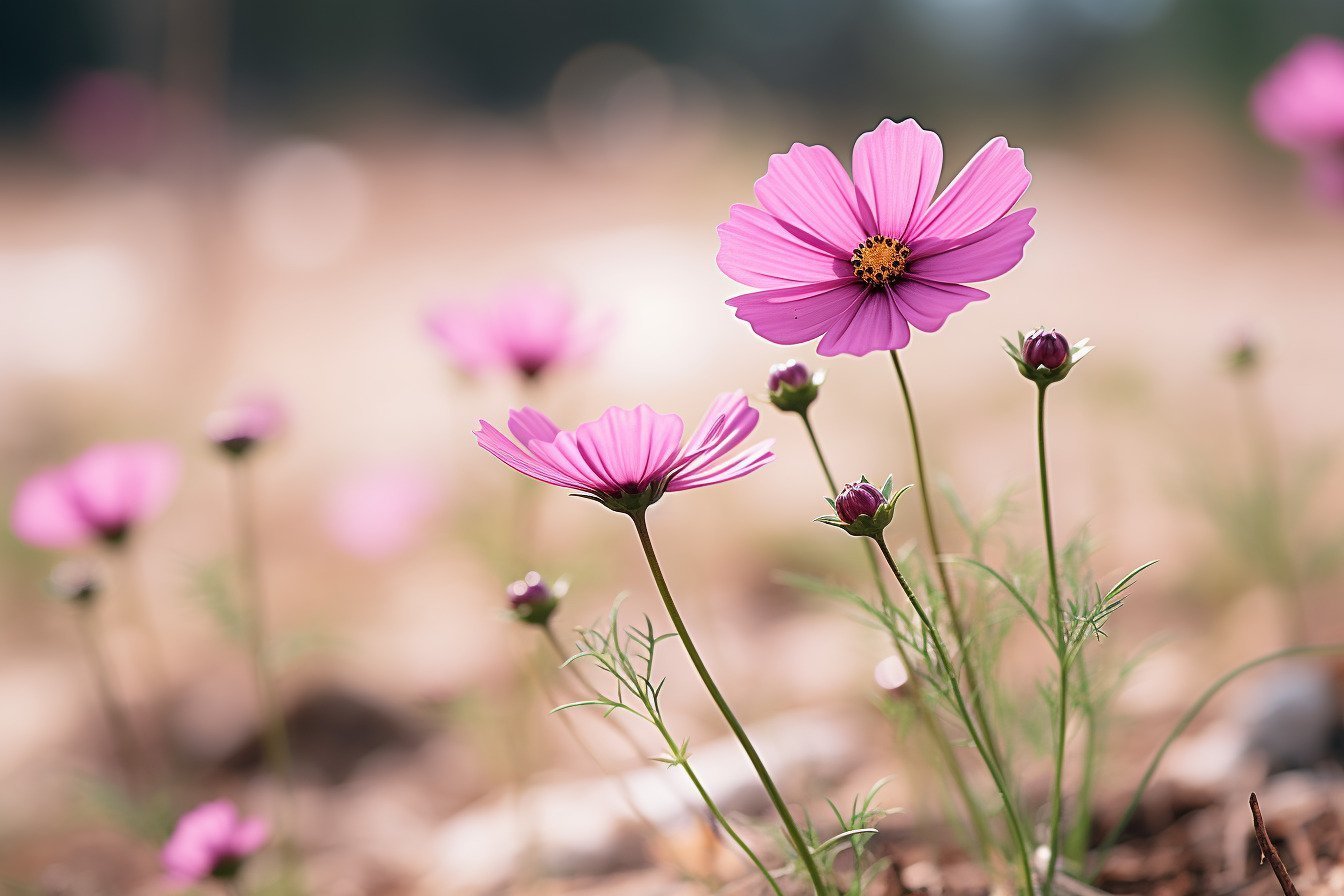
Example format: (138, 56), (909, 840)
(424, 305), (499, 375)
(911, 137), (1030, 243)
(65, 442), (179, 531)
(507, 407), (562, 446)
(11, 468), (93, 548)
(909, 208), (1036, 284)
(1251, 36), (1344, 151)
(226, 817), (269, 855)
(476, 422), (585, 490)
(852, 119), (943, 241)
(716, 203), (851, 288)
(573, 405), (684, 491)
(892, 278), (989, 333)
(754, 143), (867, 254)
(673, 391), (760, 479)
(727, 279), (867, 347)
(816, 291), (912, 357)
(667, 440), (775, 492)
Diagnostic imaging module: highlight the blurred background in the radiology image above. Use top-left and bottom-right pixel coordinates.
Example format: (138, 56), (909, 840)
(2, 1), (1344, 893)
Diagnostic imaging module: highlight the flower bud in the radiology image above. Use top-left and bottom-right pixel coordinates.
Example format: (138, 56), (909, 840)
(1023, 329), (1070, 371)
(507, 571), (560, 626)
(1226, 335), (1258, 375)
(835, 481), (885, 523)
(47, 559), (100, 605)
(816, 476), (905, 538)
(1005, 328), (1092, 386)
(766, 359), (822, 415)
(206, 396), (285, 459)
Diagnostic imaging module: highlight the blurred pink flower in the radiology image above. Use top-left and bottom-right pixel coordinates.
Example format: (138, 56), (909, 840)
(475, 390), (773, 512)
(11, 442), (179, 548)
(1252, 36), (1344, 203)
(161, 799), (268, 884)
(206, 394), (286, 456)
(718, 118), (1035, 357)
(324, 465), (440, 559)
(424, 284), (604, 380)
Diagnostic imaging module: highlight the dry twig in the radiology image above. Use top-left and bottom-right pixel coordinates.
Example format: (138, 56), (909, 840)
(1250, 792), (1300, 896)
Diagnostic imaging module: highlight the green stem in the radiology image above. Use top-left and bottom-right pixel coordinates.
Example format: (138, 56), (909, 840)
(874, 535), (1037, 896)
(228, 460), (302, 891)
(800, 409), (994, 860)
(631, 510), (828, 895)
(1235, 373), (1306, 643)
(110, 548), (174, 764)
(1090, 643), (1344, 875)
(73, 605), (141, 789)
(1037, 384), (1066, 895)
(888, 351), (1012, 812)
(1064, 662), (1097, 865)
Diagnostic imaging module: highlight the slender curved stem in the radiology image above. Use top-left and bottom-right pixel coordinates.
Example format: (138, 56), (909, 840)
(73, 605), (141, 789)
(1037, 384), (1066, 895)
(1091, 643), (1344, 874)
(110, 548), (173, 763)
(227, 460), (302, 890)
(631, 510), (828, 895)
(229, 461), (295, 794)
(874, 535), (1037, 896)
(888, 351), (1010, 783)
(799, 409), (994, 859)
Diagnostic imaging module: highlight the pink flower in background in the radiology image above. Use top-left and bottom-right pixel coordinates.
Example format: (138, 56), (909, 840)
(49, 70), (164, 168)
(1251, 36), (1344, 204)
(718, 118), (1035, 356)
(161, 799), (268, 883)
(11, 442), (179, 548)
(205, 394), (286, 457)
(324, 465), (440, 559)
(476, 391), (773, 513)
(425, 284), (604, 380)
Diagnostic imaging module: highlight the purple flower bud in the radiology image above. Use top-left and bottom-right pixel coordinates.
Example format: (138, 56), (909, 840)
(1023, 329), (1070, 370)
(835, 481), (885, 523)
(767, 360), (810, 393)
(507, 571), (560, 625)
(507, 572), (551, 609)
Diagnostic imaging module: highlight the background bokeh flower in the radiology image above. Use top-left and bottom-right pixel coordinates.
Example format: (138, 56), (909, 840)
(160, 800), (268, 884)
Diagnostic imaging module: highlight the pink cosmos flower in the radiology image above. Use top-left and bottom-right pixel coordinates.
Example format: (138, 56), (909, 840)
(11, 441), (179, 548)
(161, 799), (268, 884)
(475, 390), (773, 513)
(1251, 36), (1344, 204)
(718, 118), (1036, 357)
(205, 394), (286, 457)
(425, 284), (604, 380)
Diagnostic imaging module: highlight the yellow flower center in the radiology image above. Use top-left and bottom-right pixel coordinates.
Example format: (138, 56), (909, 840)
(850, 236), (911, 288)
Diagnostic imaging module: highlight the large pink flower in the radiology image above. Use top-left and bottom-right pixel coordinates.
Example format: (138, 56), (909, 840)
(425, 284), (605, 380)
(11, 441), (179, 548)
(475, 391), (773, 512)
(1251, 36), (1344, 204)
(161, 799), (268, 883)
(718, 118), (1035, 357)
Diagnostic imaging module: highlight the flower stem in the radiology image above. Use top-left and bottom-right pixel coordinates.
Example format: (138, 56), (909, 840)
(630, 509), (828, 896)
(888, 351), (1012, 801)
(873, 535), (1037, 896)
(227, 460), (302, 890)
(73, 604), (141, 789)
(1037, 384), (1067, 895)
(110, 549), (173, 760)
(799, 409), (994, 859)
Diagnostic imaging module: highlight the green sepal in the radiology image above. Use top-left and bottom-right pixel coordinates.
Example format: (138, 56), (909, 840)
(768, 369), (825, 415)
